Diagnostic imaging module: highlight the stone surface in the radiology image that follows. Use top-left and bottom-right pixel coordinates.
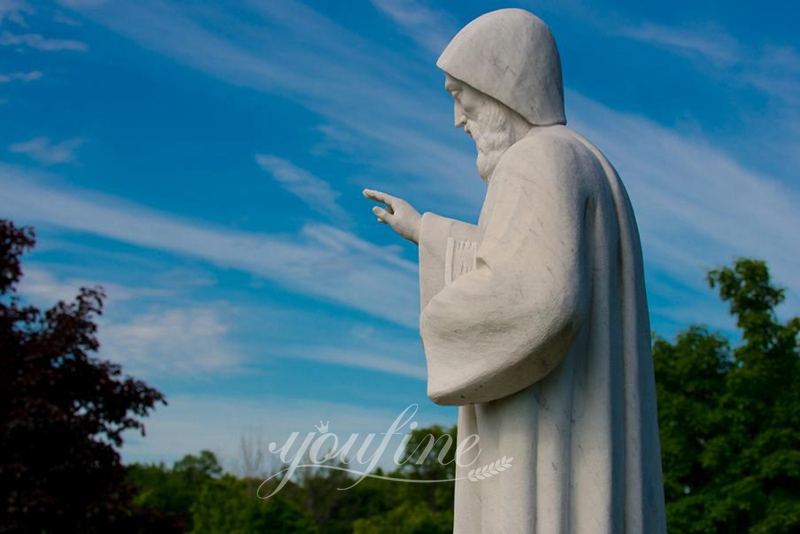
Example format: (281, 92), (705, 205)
(365, 8), (666, 533)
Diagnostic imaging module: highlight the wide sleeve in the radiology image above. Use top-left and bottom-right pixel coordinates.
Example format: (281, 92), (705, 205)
(421, 139), (591, 405)
(418, 213), (480, 310)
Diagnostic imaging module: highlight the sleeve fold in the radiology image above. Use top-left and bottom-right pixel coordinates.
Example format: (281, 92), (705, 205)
(419, 141), (591, 405)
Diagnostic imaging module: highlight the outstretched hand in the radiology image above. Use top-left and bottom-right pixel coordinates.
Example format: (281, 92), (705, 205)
(363, 188), (421, 245)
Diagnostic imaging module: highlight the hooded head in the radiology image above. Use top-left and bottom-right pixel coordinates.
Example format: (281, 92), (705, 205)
(436, 9), (566, 126)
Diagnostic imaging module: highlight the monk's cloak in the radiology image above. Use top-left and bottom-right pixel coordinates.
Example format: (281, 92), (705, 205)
(418, 124), (667, 533)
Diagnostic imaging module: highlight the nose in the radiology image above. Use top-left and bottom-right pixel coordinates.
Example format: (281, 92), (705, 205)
(454, 100), (466, 128)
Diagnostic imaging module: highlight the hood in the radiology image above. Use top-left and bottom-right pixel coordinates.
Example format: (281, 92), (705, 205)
(437, 9), (566, 126)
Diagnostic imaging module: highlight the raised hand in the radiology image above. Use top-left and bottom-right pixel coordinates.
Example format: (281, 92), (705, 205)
(363, 188), (422, 245)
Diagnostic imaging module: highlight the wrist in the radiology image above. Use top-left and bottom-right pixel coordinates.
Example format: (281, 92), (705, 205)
(410, 219), (421, 245)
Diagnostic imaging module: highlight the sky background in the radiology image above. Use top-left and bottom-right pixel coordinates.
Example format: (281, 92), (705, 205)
(1, 0), (799, 472)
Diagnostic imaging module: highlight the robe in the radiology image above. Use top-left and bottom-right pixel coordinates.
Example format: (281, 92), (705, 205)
(418, 124), (667, 533)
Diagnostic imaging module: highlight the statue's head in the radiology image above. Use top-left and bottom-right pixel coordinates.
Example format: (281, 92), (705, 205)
(445, 72), (532, 183)
(437, 9), (566, 127)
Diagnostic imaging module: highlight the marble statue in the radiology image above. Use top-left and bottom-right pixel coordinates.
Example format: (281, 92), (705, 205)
(364, 8), (667, 533)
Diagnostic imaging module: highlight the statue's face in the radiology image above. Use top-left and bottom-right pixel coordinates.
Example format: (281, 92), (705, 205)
(444, 73), (514, 183)
(445, 74), (485, 134)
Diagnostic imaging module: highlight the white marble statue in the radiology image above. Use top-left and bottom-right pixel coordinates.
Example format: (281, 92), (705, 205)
(364, 8), (666, 533)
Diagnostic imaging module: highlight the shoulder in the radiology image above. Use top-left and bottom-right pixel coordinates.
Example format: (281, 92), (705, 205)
(494, 125), (602, 192)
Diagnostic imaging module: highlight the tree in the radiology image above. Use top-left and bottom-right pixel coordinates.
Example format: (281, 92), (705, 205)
(352, 501), (453, 534)
(655, 258), (800, 533)
(128, 451), (223, 532)
(124, 425), (458, 531)
(350, 425), (456, 533)
(0, 219), (170, 533)
(190, 475), (316, 534)
(390, 424), (456, 513)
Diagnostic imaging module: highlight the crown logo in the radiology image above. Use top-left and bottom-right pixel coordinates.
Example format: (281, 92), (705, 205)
(315, 420), (329, 433)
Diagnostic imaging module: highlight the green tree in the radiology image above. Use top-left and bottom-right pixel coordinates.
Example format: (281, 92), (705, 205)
(128, 451), (223, 531)
(278, 459), (395, 534)
(655, 258), (800, 533)
(390, 424), (456, 512)
(190, 475), (316, 534)
(351, 425), (456, 532)
(0, 219), (172, 533)
(352, 501), (453, 534)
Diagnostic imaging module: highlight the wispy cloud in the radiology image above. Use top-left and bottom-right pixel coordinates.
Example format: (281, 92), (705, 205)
(18, 262), (425, 380)
(53, 0), (483, 217)
(266, 314), (429, 380)
(121, 394), (450, 468)
(0, 0), (33, 26)
(369, 0), (457, 56)
(0, 70), (42, 83)
(255, 155), (348, 223)
(102, 307), (244, 377)
(617, 22), (740, 66)
(45, 0), (800, 329)
(616, 22), (800, 106)
(16, 265), (240, 377)
(284, 347), (427, 380)
(568, 92), (800, 323)
(8, 136), (85, 164)
(743, 44), (800, 105)
(53, 11), (82, 26)
(0, 163), (419, 328)
(58, 0), (107, 7)
(1, 30), (87, 51)
(613, 19), (800, 182)
(18, 266), (162, 308)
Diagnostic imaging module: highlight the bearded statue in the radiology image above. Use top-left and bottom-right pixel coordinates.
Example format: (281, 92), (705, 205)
(365, 9), (667, 533)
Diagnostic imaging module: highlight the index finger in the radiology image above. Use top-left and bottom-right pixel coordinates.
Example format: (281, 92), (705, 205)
(363, 188), (395, 207)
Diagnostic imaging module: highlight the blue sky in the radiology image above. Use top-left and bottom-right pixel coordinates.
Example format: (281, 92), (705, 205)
(2, 0), (799, 470)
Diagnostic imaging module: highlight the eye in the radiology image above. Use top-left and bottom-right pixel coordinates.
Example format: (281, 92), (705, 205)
(446, 83), (461, 98)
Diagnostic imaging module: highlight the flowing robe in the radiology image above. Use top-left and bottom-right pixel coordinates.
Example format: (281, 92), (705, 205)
(418, 125), (667, 533)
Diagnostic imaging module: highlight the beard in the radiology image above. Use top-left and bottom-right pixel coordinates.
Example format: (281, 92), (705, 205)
(465, 101), (515, 183)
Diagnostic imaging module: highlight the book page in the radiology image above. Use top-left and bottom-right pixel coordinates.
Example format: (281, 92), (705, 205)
(444, 237), (478, 285)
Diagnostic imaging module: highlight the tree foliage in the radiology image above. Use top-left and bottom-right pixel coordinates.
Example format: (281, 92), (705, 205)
(655, 258), (800, 533)
(390, 424), (456, 514)
(190, 475), (316, 534)
(352, 500), (453, 534)
(0, 219), (170, 533)
(128, 451), (224, 531)
(128, 425), (458, 533)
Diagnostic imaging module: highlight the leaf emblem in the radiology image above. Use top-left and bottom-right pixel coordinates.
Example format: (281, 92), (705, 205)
(467, 456), (514, 482)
